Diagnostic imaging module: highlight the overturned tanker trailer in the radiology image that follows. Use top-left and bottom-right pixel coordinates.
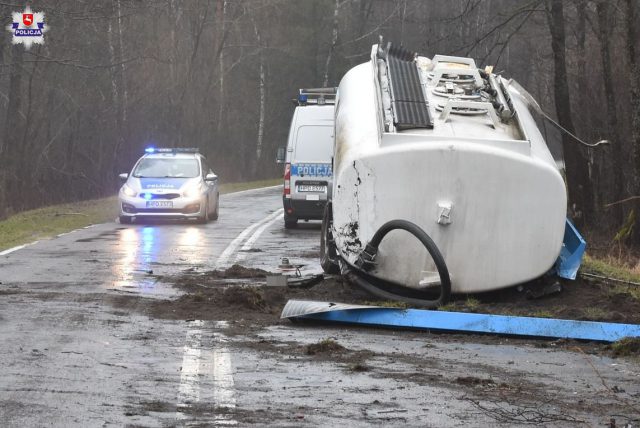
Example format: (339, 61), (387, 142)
(320, 43), (585, 307)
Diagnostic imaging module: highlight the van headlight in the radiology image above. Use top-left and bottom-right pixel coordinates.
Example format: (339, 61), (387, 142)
(183, 183), (202, 198)
(122, 184), (136, 197)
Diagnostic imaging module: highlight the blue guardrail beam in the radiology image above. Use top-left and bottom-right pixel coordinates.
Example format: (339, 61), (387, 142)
(282, 300), (640, 343)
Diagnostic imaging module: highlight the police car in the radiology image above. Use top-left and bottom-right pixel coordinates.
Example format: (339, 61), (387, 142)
(118, 148), (219, 224)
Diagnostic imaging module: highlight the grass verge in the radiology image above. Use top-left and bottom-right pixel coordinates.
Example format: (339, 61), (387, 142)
(0, 197), (120, 251)
(582, 254), (640, 284)
(608, 337), (640, 358)
(0, 178), (281, 251)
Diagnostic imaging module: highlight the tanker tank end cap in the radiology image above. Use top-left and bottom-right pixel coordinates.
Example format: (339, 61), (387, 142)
(437, 202), (453, 225)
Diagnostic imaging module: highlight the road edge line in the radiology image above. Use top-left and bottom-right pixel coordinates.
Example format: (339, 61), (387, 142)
(235, 209), (284, 263)
(0, 242), (39, 256)
(215, 209), (282, 268)
(222, 184), (281, 197)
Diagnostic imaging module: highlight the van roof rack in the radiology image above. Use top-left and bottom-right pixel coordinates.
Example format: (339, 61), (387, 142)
(294, 87), (337, 106)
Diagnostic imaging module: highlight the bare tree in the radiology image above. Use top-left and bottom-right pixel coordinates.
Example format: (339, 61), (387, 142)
(596, 1), (625, 221)
(625, 0), (640, 242)
(322, 0), (340, 87)
(546, 0), (593, 223)
(253, 16), (266, 170)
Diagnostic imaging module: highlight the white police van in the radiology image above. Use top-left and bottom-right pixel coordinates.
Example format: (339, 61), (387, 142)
(276, 88), (336, 228)
(118, 147), (219, 224)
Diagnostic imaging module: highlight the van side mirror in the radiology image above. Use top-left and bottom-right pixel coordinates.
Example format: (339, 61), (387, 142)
(205, 173), (218, 182)
(119, 173), (128, 180)
(276, 147), (285, 164)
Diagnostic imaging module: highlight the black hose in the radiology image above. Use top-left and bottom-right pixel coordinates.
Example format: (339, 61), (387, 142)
(346, 219), (451, 308)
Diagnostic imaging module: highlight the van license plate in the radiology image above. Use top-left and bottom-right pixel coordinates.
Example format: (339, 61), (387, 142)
(146, 201), (173, 208)
(298, 185), (326, 192)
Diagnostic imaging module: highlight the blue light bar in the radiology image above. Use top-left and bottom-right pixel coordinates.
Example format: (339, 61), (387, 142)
(145, 148), (199, 154)
(142, 193), (153, 200)
(298, 94), (308, 104)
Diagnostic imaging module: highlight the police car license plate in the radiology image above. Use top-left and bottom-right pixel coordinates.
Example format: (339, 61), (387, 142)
(298, 185), (326, 192)
(146, 201), (173, 208)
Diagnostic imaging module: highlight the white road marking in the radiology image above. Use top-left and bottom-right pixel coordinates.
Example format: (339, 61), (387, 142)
(176, 320), (237, 425)
(177, 320), (205, 413)
(1, 224), (98, 256)
(57, 224), (95, 237)
(212, 321), (236, 425)
(224, 184), (281, 197)
(235, 209), (283, 263)
(216, 209), (283, 268)
(0, 242), (38, 256)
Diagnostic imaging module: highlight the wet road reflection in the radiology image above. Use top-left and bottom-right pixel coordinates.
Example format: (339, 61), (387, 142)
(141, 226), (156, 264)
(111, 225), (210, 293)
(112, 226), (158, 292)
(177, 227), (205, 265)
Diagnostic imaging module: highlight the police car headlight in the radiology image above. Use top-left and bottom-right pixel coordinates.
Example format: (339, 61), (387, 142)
(183, 183), (202, 198)
(122, 184), (136, 197)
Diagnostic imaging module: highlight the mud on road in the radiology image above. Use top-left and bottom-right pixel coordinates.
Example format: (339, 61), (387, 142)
(112, 263), (640, 338)
(99, 264), (640, 426)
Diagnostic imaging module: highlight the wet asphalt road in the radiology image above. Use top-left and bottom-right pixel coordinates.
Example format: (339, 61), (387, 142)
(1, 185), (639, 427)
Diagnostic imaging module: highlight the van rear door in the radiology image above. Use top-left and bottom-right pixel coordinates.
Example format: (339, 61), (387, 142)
(291, 125), (333, 202)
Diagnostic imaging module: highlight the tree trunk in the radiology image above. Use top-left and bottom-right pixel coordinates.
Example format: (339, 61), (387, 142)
(626, 0), (640, 243)
(597, 1), (625, 223)
(253, 19), (266, 175)
(116, 0), (127, 123)
(574, 0), (601, 211)
(107, 10), (123, 175)
(1, 45), (25, 217)
(0, 6), (8, 218)
(217, 0), (227, 133)
(546, 0), (593, 225)
(322, 0), (340, 87)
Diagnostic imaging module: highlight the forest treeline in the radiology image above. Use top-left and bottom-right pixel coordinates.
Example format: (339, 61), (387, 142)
(0, 0), (639, 244)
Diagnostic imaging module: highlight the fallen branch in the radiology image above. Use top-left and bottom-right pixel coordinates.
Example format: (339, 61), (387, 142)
(466, 397), (583, 424)
(580, 272), (640, 287)
(572, 347), (640, 415)
(604, 196), (640, 208)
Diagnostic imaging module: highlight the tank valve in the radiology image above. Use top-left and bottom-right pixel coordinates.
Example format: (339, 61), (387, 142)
(437, 202), (453, 225)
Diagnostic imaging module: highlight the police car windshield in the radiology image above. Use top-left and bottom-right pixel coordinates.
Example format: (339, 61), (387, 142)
(133, 158), (200, 178)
